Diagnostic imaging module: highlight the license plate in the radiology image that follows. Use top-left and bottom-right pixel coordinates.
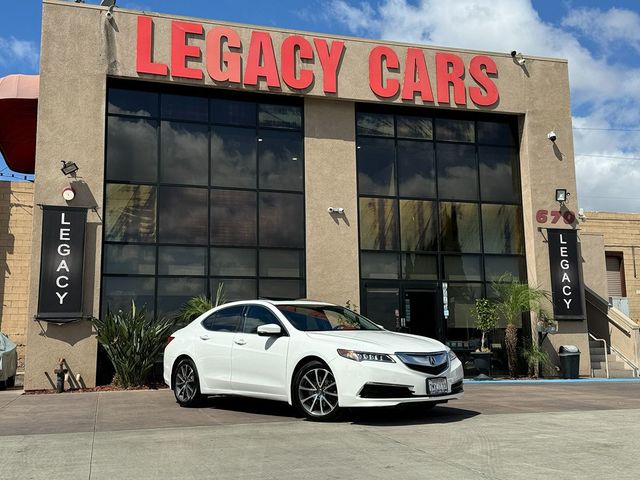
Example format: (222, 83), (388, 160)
(427, 377), (449, 395)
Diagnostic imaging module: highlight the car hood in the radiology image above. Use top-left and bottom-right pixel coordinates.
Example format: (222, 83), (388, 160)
(305, 330), (447, 353)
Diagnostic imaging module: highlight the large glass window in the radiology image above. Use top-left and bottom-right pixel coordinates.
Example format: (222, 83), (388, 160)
(356, 108), (525, 344)
(103, 84), (305, 318)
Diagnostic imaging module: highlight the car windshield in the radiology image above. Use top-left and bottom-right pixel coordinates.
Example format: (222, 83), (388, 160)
(276, 305), (382, 332)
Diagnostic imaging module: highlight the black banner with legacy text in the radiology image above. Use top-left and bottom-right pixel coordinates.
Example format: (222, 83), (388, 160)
(37, 206), (87, 321)
(548, 228), (585, 320)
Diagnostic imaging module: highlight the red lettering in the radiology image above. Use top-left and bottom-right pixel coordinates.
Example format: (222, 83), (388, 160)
(436, 52), (466, 105)
(314, 39), (345, 94)
(401, 48), (434, 102)
(206, 27), (241, 83)
(281, 36), (314, 90)
(171, 21), (204, 80)
(469, 55), (499, 106)
(369, 46), (400, 98)
(245, 31), (281, 88)
(136, 16), (168, 76)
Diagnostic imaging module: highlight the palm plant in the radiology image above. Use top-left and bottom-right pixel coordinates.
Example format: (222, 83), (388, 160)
(176, 283), (227, 326)
(522, 338), (552, 378)
(92, 302), (176, 387)
(492, 273), (548, 377)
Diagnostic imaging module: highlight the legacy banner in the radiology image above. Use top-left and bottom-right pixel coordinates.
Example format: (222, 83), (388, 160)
(547, 228), (585, 320)
(37, 206), (87, 321)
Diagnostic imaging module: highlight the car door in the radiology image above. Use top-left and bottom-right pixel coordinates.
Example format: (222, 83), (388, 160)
(231, 305), (290, 398)
(195, 305), (244, 392)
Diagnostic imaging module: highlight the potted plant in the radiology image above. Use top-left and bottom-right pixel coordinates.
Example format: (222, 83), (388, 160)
(470, 298), (497, 379)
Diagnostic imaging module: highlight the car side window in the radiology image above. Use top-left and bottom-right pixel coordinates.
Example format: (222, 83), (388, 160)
(243, 306), (281, 334)
(202, 306), (244, 332)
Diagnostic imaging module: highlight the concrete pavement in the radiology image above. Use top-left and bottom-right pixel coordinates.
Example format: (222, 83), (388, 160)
(1, 383), (639, 479)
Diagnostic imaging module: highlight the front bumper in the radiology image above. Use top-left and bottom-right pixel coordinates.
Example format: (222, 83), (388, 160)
(328, 355), (464, 407)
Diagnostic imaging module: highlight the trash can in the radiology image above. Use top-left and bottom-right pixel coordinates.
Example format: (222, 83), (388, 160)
(558, 345), (580, 379)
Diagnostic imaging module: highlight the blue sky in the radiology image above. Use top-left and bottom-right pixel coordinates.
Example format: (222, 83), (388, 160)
(1, 0), (640, 211)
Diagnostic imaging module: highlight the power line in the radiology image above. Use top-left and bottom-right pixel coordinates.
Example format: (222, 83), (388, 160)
(574, 127), (640, 132)
(575, 153), (640, 161)
(580, 194), (640, 200)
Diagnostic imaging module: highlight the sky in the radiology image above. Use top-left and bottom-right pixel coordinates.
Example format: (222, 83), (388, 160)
(1, 0), (639, 212)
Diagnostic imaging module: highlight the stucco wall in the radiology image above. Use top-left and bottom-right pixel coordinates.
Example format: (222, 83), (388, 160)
(24, 0), (589, 387)
(0, 181), (34, 370)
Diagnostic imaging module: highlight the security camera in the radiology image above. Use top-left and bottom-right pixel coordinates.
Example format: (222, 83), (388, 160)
(511, 51), (526, 66)
(578, 208), (586, 221)
(547, 131), (557, 142)
(328, 207), (345, 214)
(105, 10), (113, 19)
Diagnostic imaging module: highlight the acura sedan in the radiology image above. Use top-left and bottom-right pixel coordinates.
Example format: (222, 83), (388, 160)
(164, 300), (464, 421)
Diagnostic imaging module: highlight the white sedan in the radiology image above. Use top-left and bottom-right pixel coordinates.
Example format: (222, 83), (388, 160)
(0, 332), (17, 390)
(164, 300), (464, 421)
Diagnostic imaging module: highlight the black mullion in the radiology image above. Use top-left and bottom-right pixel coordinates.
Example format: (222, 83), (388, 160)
(207, 99), (212, 301)
(300, 100), (307, 298)
(474, 120), (487, 286)
(153, 92), (162, 318)
(393, 114), (402, 280)
(255, 104), (261, 298)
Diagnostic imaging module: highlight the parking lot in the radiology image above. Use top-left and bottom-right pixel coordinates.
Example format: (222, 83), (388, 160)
(1, 382), (640, 479)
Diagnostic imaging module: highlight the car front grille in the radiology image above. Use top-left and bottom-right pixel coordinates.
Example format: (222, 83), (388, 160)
(396, 351), (449, 376)
(359, 383), (414, 399)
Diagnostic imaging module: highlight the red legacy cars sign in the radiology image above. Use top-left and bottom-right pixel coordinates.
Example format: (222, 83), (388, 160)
(136, 16), (499, 107)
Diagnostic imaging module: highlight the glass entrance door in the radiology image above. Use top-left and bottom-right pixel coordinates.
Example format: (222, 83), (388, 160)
(403, 289), (442, 339)
(363, 287), (400, 331)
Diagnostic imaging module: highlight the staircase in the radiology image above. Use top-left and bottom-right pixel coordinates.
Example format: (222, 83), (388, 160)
(589, 340), (635, 378)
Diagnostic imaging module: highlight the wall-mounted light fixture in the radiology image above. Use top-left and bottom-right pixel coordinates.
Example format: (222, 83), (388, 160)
(60, 161), (79, 176)
(510, 51), (526, 66)
(555, 189), (569, 203)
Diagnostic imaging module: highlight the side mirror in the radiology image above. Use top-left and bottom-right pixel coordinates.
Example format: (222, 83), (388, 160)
(257, 323), (282, 336)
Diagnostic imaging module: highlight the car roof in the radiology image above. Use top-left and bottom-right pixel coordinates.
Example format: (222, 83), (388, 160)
(217, 299), (335, 308)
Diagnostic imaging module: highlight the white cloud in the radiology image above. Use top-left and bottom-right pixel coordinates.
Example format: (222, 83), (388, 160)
(0, 36), (39, 71)
(328, 0), (640, 213)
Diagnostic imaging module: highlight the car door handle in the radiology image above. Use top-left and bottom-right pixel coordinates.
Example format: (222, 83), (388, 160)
(234, 339), (246, 346)
(200, 334), (210, 341)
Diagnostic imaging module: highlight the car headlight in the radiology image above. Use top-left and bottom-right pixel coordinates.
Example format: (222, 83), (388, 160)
(448, 350), (457, 362)
(337, 349), (395, 363)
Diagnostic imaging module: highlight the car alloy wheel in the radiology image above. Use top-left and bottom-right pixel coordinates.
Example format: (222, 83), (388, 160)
(173, 359), (202, 407)
(295, 361), (340, 421)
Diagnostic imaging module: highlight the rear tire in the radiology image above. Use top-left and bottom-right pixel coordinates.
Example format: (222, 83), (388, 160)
(173, 358), (203, 407)
(293, 360), (342, 422)
(6, 376), (15, 388)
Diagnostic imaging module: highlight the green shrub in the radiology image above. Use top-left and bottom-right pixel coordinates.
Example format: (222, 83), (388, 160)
(92, 302), (176, 387)
(176, 283), (227, 326)
(471, 298), (497, 352)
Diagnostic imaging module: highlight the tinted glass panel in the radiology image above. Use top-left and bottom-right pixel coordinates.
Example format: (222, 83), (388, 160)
(106, 117), (158, 183)
(158, 246), (206, 276)
(101, 276), (155, 316)
(259, 249), (303, 278)
(105, 184), (157, 243)
(435, 118), (474, 142)
(443, 255), (483, 281)
(479, 146), (519, 203)
(357, 137), (396, 196)
(477, 121), (515, 146)
(210, 248), (256, 276)
(259, 279), (302, 299)
(160, 122), (208, 186)
(108, 89), (158, 117)
(445, 283), (483, 334)
(440, 202), (481, 252)
(211, 127), (256, 188)
(210, 190), (257, 246)
(259, 193), (304, 248)
(158, 187), (208, 244)
(437, 143), (478, 201)
(211, 99), (256, 126)
(258, 130), (303, 191)
(396, 116), (433, 139)
(397, 140), (436, 198)
(210, 278), (256, 302)
(258, 104), (301, 129)
(359, 198), (399, 251)
(161, 94), (208, 122)
(400, 200), (437, 251)
(244, 306), (280, 334)
(157, 278), (206, 318)
(482, 204), (524, 254)
(203, 306), (244, 332)
(402, 254), (437, 280)
(103, 244), (155, 275)
(485, 255), (526, 282)
(357, 113), (394, 136)
(360, 252), (399, 279)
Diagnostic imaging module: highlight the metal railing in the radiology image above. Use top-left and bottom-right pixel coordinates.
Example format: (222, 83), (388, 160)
(609, 344), (640, 377)
(589, 333), (609, 379)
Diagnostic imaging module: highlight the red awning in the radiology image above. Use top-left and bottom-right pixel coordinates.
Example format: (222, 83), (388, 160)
(0, 74), (39, 174)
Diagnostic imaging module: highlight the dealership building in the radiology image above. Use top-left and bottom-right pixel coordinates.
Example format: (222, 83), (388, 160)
(4, 0), (637, 390)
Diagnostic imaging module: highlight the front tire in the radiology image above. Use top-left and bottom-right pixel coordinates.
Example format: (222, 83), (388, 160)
(6, 375), (15, 388)
(173, 358), (203, 407)
(293, 360), (341, 421)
